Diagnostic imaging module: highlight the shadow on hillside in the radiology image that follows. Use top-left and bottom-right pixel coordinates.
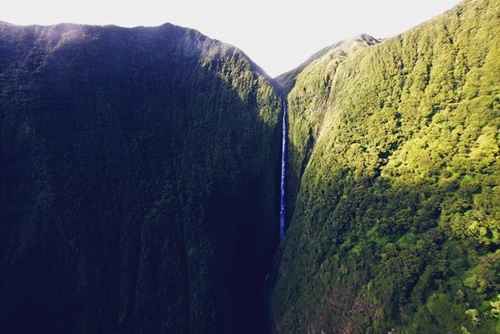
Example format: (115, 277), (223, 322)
(0, 25), (283, 334)
(268, 151), (495, 333)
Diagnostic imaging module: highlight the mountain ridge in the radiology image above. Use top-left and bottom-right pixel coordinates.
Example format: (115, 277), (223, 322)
(0, 20), (275, 83)
(274, 34), (381, 94)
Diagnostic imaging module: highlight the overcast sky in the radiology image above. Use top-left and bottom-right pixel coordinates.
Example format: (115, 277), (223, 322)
(3, 0), (461, 76)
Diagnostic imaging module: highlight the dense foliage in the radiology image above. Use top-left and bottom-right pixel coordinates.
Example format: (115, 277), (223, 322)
(275, 34), (379, 96)
(0, 22), (281, 333)
(272, 0), (500, 333)
(280, 34), (380, 227)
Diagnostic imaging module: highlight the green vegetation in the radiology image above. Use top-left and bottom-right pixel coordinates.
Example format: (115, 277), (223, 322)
(0, 23), (281, 333)
(2, 1), (499, 333)
(281, 34), (380, 225)
(272, 0), (500, 333)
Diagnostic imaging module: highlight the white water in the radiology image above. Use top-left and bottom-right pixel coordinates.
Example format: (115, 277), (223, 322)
(279, 101), (288, 241)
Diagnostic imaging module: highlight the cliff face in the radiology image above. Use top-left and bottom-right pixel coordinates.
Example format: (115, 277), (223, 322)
(0, 22), (281, 333)
(2, 1), (499, 333)
(272, 0), (499, 333)
(278, 34), (381, 226)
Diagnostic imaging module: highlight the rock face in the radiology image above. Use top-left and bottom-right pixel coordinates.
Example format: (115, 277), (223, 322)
(0, 22), (282, 333)
(272, 0), (499, 333)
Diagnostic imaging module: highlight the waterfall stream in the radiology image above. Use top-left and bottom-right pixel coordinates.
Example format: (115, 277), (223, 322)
(279, 100), (288, 241)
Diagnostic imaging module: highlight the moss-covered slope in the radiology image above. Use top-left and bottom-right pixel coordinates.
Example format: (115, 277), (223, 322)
(0, 22), (281, 333)
(272, 0), (500, 333)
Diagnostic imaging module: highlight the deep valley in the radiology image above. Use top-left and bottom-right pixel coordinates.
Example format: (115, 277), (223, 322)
(1, 0), (499, 333)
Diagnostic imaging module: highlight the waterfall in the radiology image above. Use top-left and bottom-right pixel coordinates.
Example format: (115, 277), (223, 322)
(279, 100), (288, 241)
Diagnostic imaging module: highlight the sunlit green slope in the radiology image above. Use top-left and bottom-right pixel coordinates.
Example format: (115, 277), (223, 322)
(281, 34), (380, 225)
(272, 0), (500, 333)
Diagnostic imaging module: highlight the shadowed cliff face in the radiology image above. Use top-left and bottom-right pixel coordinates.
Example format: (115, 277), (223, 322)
(0, 22), (281, 334)
(272, 0), (499, 333)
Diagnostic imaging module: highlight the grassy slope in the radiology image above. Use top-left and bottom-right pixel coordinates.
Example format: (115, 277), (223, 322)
(0, 22), (281, 333)
(272, 0), (500, 333)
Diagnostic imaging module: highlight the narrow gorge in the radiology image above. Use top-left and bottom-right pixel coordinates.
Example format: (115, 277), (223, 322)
(1, 0), (499, 333)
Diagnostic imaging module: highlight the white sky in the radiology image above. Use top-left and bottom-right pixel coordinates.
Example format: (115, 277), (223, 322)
(2, 0), (461, 77)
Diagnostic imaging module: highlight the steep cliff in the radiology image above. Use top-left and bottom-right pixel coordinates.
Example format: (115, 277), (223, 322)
(278, 34), (380, 226)
(2, 1), (499, 333)
(272, 0), (499, 333)
(0, 22), (281, 334)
